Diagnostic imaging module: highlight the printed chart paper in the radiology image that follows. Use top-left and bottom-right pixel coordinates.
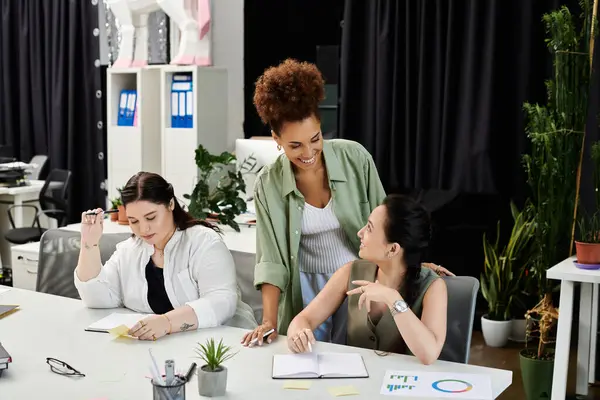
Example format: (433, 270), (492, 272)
(380, 370), (492, 399)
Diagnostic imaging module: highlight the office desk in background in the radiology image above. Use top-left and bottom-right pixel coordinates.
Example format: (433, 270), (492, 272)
(0, 286), (512, 399)
(0, 180), (63, 270)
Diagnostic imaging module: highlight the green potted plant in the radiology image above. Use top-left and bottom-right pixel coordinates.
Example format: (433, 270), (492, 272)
(115, 186), (128, 225)
(194, 338), (237, 397)
(184, 145), (247, 232)
(109, 197), (121, 222)
(520, 294), (558, 399)
(575, 210), (600, 265)
(480, 203), (535, 347)
(519, 1), (596, 397)
(574, 142), (600, 266)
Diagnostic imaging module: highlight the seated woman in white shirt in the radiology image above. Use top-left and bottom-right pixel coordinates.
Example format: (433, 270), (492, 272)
(74, 172), (257, 341)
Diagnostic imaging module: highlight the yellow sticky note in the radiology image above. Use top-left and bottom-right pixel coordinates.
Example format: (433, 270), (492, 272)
(108, 324), (130, 337)
(283, 380), (312, 390)
(328, 386), (359, 397)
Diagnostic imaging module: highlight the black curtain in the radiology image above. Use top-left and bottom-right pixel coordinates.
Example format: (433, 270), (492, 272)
(0, 0), (105, 222)
(339, 0), (576, 197)
(339, 0), (581, 279)
(244, 0), (344, 138)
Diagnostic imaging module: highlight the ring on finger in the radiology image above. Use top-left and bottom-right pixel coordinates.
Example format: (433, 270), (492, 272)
(152, 334), (156, 341)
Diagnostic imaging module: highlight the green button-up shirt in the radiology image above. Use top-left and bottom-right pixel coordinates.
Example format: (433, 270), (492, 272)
(253, 139), (386, 335)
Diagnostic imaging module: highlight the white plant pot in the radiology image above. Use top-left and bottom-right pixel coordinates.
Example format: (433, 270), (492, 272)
(481, 314), (512, 347)
(509, 318), (527, 343)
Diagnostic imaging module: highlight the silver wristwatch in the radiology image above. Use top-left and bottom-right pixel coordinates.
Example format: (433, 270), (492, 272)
(390, 299), (409, 316)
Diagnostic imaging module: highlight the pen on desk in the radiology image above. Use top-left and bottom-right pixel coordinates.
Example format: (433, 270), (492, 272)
(184, 362), (197, 382)
(85, 209), (118, 215)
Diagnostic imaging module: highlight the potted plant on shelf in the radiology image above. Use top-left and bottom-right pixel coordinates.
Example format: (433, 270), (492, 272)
(116, 186), (128, 225)
(480, 203), (535, 347)
(194, 338), (237, 397)
(184, 145), (247, 232)
(575, 210), (600, 266)
(574, 141), (600, 267)
(109, 197), (121, 222)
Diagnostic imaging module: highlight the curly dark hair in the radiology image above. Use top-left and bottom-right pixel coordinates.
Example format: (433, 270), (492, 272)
(253, 58), (325, 134)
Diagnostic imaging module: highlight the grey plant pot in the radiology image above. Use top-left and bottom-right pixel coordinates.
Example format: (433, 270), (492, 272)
(197, 365), (227, 397)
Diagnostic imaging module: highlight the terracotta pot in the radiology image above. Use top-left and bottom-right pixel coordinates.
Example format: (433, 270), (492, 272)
(117, 205), (129, 225)
(110, 211), (118, 222)
(575, 241), (600, 264)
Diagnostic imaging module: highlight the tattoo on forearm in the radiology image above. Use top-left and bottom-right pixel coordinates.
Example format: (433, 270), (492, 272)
(180, 322), (194, 331)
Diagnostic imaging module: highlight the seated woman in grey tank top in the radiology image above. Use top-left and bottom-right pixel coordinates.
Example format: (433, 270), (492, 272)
(285, 195), (447, 365)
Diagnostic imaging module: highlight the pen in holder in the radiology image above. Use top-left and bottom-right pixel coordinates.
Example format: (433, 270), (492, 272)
(151, 375), (186, 400)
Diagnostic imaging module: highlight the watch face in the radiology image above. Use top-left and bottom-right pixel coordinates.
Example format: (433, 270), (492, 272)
(394, 300), (408, 312)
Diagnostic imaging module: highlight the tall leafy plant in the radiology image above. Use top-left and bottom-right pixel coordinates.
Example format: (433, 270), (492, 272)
(184, 145), (247, 232)
(521, 0), (596, 359)
(481, 203), (536, 321)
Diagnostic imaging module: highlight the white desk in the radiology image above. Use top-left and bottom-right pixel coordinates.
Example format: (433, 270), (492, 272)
(0, 286), (512, 399)
(547, 256), (600, 398)
(0, 180), (61, 269)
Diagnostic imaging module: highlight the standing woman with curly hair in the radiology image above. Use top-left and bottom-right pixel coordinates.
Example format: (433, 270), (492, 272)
(241, 59), (450, 347)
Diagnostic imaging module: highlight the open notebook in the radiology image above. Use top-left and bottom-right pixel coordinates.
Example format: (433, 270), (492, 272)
(85, 312), (149, 333)
(272, 352), (368, 379)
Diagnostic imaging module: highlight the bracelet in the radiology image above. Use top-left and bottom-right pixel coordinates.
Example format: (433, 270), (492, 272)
(83, 242), (98, 249)
(162, 314), (172, 334)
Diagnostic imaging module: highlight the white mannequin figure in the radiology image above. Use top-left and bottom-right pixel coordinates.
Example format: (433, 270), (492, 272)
(106, 0), (211, 67)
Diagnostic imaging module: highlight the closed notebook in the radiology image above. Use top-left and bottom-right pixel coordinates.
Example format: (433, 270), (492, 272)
(85, 312), (149, 333)
(272, 352), (368, 379)
(0, 305), (18, 319)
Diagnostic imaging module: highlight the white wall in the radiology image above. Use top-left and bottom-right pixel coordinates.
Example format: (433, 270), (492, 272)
(170, 0), (245, 151)
(212, 0), (245, 150)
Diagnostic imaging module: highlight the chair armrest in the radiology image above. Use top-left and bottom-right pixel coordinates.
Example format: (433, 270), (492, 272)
(7, 204), (40, 229)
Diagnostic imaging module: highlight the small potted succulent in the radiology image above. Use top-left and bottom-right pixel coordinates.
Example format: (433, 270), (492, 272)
(194, 338), (237, 397)
(575, 210), (600, 267)
(116, 186), (128, 225)
(109, 197), (121, 222)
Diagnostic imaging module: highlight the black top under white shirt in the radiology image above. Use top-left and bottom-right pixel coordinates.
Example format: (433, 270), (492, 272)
(145, 258), (174, 314)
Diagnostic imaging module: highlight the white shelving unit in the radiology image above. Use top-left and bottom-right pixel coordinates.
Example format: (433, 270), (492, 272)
(160, 66), (228, 202)
(106, 67), (162, 201)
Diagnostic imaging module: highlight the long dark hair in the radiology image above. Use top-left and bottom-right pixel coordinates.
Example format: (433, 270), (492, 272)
(120, 172), (218, 232)
(382, 194), (431, 306)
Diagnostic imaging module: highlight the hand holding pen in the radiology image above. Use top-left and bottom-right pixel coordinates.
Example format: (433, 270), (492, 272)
(80, 207), (114, 246)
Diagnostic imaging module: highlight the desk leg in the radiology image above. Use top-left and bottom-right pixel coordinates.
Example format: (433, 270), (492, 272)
(552, 280), (574, 399)
(590, 283), (599, 384)
(577, 283), (592, 395)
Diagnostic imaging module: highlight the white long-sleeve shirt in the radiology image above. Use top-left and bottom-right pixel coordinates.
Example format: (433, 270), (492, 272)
(74, 225), (257, 330)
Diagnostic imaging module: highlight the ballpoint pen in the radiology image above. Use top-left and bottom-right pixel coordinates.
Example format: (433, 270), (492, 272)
(184, 362), (197, 382)
(85, 209), (118, 215)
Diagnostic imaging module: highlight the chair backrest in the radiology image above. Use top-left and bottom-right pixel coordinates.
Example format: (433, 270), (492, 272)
(439, 276), (479, 364)
(36, 229), (131, 298)
(39, 169), (72, 225)
(29, 155), (49, 180)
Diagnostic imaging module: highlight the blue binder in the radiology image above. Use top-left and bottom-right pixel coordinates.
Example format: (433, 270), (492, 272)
(117, 90), (129, 126)
(117, 90), (137, 126)
(171, 74), (193, 128)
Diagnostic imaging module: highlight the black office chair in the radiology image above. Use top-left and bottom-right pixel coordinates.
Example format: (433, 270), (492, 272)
(5, 169), (72, 245)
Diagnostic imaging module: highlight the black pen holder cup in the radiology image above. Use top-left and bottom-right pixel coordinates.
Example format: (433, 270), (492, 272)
(151, 376), (186, 400)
